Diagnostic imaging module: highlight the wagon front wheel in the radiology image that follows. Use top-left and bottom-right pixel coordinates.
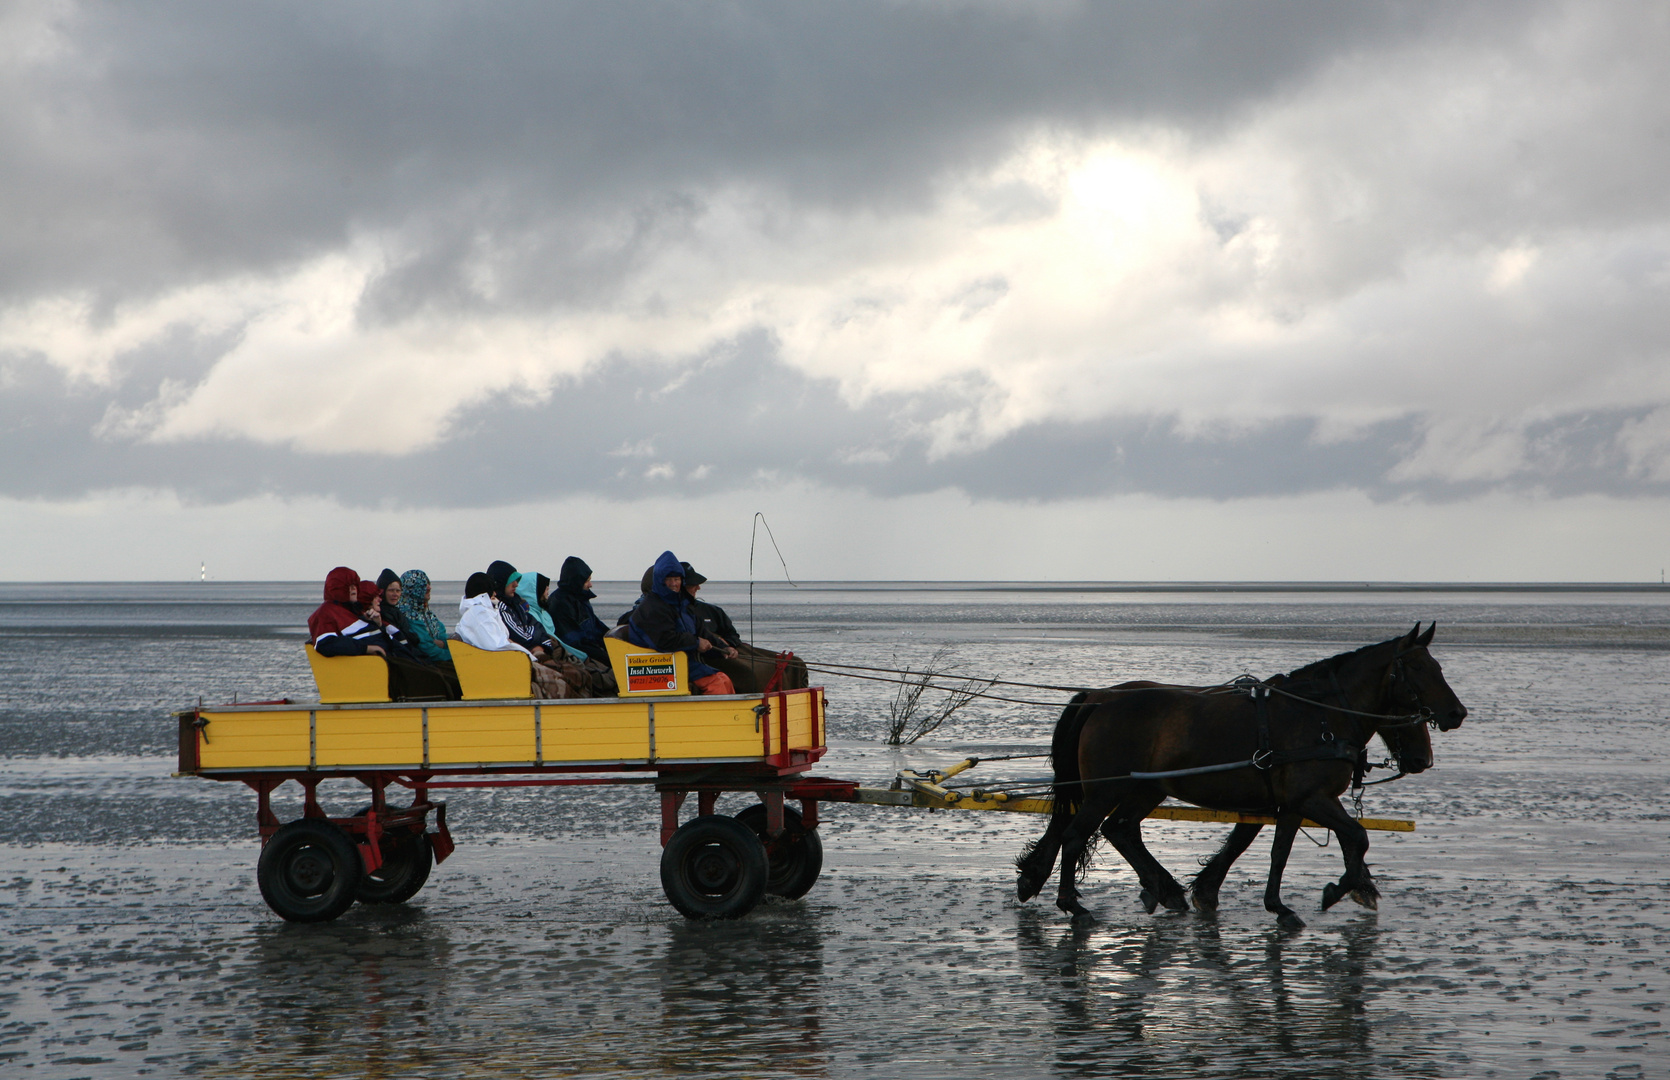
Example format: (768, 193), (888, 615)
(258, 818), (363, 923)
(660, 815), (768, 919)
(734, 803), (824, 899)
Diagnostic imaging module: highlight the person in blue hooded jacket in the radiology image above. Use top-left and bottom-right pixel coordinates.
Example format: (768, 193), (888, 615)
(626, 550), (735, 695)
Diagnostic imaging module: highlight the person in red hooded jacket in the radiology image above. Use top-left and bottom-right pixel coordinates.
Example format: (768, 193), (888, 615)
(307, 566), (458, 699)
(308, 567), (385, 657)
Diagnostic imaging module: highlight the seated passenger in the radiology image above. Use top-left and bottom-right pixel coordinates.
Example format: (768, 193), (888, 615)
(376, 568), (410, 635)
(395, 569), (452, 666)
(522, 571), (587, 663)
(485, 561), (558, 657)
(308, 566), (383, 658)
(458, 569), (576, 699)
(547, 557), (611, 665)
(626, 551), (735, 696)
(522, 568), (617, 696)
(681, 562), (810, 693)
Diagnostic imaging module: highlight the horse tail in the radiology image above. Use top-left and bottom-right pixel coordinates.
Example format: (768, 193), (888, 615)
(1050, 690), (1089, 812)
(1015, 691), (1090, 872)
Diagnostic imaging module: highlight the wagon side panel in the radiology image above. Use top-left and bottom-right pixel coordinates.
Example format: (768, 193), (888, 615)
(656, 698), (776, 761)
(316, 707), (424, 768)
(541, 701), (652, 763)
(196, 709), (311, 770)
(427, 704), (537, 765)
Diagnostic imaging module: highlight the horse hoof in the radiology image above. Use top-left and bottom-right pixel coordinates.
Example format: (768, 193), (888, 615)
(1162, 892), (1189, 914)
(1277, 911), (1306, 930)
(1321, 883), (1343, 911)
(1057, 896), (1093, 923)
(1139, 889), (1159, 915)
(1017, 876), (1041, 903)
(1190, 890), (1219, 913)
(1350, 888), (1379, 911)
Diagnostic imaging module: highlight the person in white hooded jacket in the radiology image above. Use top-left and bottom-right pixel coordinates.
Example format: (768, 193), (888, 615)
(455, 572), (572, 698)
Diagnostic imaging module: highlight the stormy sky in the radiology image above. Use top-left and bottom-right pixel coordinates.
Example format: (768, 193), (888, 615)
(2, 1), (1667, 581)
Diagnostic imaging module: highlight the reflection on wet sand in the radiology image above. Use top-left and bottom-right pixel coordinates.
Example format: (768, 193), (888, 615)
(161, 896), (831, 1079)
(656, 911), (828, 1077)
(1014, 909), (1445, 1078)
(186, 907), (457, 1079)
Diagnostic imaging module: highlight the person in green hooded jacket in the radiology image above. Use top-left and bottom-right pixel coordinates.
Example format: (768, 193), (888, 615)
(395, 570), (453, 667)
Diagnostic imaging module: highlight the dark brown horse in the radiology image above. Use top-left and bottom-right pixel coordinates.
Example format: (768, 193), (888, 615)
(1015, 623), (1467, 928)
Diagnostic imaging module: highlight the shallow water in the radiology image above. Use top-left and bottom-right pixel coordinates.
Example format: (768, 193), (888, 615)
(1, 583), (1667, 1078)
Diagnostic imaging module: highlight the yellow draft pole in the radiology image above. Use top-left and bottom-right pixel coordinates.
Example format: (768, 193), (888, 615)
(852, 762), (1416, 833)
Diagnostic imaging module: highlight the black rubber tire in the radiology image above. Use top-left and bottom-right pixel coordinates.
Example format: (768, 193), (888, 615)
(733, 803), (825, 900)
(660, 814), (769, 920)
(350, 806), (433, 905)
(257, 818), (363, 923)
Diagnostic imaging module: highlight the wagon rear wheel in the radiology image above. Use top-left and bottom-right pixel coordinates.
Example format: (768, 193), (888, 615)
(660, 814), (768, 919)
(352, 806), (433, 905)
(258, 818), (362, 923)
(734, 803), (824, 900)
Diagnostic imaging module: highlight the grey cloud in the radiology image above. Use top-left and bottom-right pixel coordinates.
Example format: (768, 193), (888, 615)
(1, 1), (1481, 310)
(5, 337), (1666, 508)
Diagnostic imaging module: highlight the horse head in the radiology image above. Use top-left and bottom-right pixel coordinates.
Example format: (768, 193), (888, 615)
(1376, 622), (1468, 773)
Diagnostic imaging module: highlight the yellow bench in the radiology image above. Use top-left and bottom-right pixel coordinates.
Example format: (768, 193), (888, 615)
(605, 635), (692, 697)
(304, 644), (391, 704)
(447, 640), (533, 700)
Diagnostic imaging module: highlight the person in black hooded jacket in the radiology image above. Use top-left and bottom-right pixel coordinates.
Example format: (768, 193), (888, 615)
(678, 561), (809, 693)
(545, 556), (611, 665)
(375, 568), (411, 636)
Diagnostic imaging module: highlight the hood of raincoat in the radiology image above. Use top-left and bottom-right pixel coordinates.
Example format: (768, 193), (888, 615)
(322, 566), (358, 603)
(519, 571), (561, 639)
(377, 568), (400, 591)
(558, 557), (594, 598)
(486, 560), (517, 598)
(649, 551), (684, 603)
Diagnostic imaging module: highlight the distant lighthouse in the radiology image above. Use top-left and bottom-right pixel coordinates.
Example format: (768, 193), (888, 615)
(200, 560), (206, 583)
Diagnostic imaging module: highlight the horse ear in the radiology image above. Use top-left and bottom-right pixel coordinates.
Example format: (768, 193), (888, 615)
(1400, 623), (1420, 649)
(1419, 622), (1436, 647)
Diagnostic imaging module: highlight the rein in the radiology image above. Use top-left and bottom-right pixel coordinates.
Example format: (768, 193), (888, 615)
(1237, 675), (1433, 727)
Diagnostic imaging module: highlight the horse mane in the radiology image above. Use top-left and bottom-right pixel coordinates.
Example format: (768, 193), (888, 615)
(1277, 635), (1397, 684)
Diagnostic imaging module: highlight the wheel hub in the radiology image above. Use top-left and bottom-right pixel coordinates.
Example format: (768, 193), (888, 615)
(690, 844), (740, 894)
(285, 846), (333, 896)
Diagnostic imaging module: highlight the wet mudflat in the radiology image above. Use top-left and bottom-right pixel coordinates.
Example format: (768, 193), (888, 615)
(1, 583), (1666, 1078)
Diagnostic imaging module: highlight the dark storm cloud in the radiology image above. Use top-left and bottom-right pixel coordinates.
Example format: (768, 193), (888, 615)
(1, 1), (1471, 309)
(6, 0), (1668, 515)
(6, 339), (1663, 507)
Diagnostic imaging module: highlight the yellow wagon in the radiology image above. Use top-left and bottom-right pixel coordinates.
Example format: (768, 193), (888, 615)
(178, 638), (843, 922)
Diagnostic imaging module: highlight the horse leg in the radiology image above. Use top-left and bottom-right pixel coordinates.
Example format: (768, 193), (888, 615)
(1015, 798), (1073, 902)
(1054, 789), (1117, 924)
(1190, 822), (1263, 913)
(1099, 790), (1188, 915)
(1298, 795), (1379, 912)
(1263, 810), (1306, 930)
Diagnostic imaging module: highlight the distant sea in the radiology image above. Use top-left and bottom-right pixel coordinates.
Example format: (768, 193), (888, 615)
(0, 579), (1664, 757)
